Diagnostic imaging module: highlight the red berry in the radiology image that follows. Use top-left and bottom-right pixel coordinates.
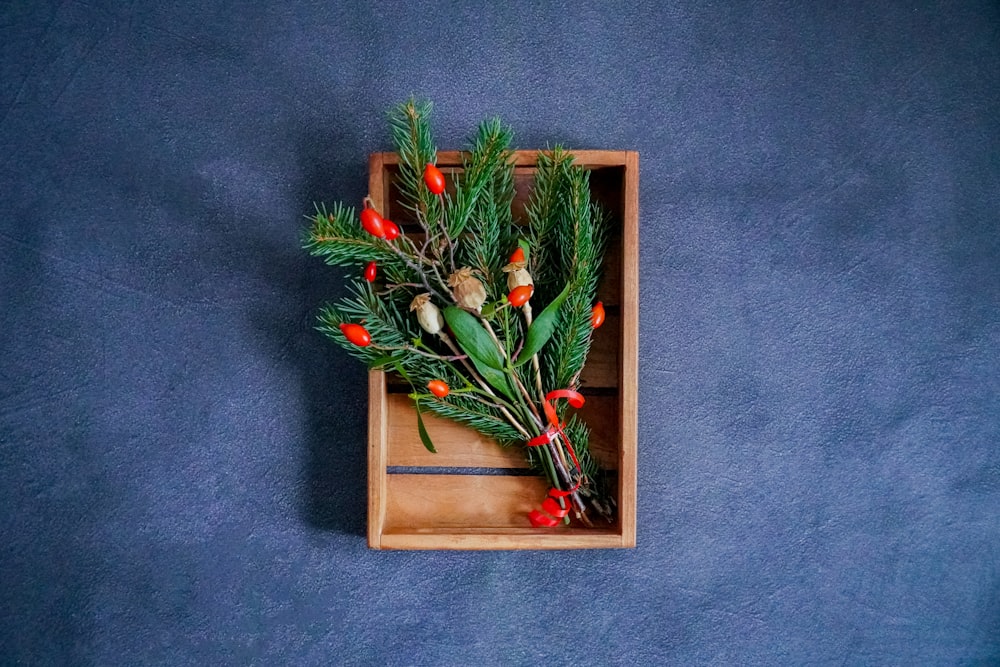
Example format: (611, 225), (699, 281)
(364, 261), (377, 282)
(339, 322), (371, 347)
(427, 379), (450, 398)
(509, 247), (525, 263)
(423, 163), (446, 195)
(360, 205), (385, 238)
(591, 301), (606, 329)
(508, 285), (533, 308)
(383, 220), (400, 241)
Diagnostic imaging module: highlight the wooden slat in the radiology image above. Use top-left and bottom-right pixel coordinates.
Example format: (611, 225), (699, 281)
(384, 474), (548, 530)
(366, 370), (388, 549)
(370, 152), (392, 222)
(375, 150), (633, 169)
(367, 154), (389, 549)
(382, 475), (625, 549)
(618, 151), (640, 547)
(577, 311), (620, 388)
(386, 394), (527, 468)
(580, 394), (621, 470)
(385, 393), (620, 470)
(380, 527), (624, 551)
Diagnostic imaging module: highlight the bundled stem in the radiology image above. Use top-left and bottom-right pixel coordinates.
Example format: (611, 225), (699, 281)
(306, 100), (613, 525)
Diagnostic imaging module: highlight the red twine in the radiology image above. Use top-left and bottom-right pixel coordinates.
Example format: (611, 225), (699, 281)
(525, 389), (585, 528)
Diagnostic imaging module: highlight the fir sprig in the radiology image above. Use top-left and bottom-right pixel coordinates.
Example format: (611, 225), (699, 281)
(304, 202), (412, 285)
(388, 99), (443, 236)
(524, 147), (575, 304)
(450, 117), (515, 240)
(542, 169), (609, 392)
(316, 282), (417, 371)
(523, 149), (608, 395)
(306, 102), (614, 525)
(420, 393), (523, 448)
(456, 118), (516, 287)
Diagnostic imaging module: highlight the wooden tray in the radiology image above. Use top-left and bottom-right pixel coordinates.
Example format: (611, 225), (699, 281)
(367, 149), (638, 550)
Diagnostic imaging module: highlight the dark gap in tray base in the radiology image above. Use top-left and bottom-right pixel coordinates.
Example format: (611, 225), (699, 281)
(384, 384), (619, 396)
(386, 466), (536, 476)
(386, 466), (620, 477)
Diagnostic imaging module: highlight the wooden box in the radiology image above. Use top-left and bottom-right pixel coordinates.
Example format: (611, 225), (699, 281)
(367, 150), (638, 550)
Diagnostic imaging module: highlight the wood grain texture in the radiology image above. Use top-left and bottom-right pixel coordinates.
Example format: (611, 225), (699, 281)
(380, 527), (625, 551)
(375, 149), (634, 169)
(382, 475), (626, 549)
(384, 474), (549, 530)
(386, 392), (620, 470)
(618, 151), (640, 547)
(367, 370), (388, 549)
(579, 311), (620, 389)
(367, 153), (389, 549)
(386, 394), (527, 468)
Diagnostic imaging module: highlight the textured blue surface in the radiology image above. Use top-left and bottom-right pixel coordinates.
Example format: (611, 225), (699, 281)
(2, 1), (999, 664)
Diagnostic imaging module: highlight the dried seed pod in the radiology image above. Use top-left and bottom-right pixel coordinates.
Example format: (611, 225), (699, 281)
(410, 293), (444, 335)
(502, 258), (533, 292)
(447, 267), (487, 312)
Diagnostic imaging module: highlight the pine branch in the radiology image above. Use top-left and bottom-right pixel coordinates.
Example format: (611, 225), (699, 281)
(306, 103), (617, 524)
(320, 282), (527, 446)
(450, 117), (514, 239)
(525, 147), (575, 304)
(422, 393), (523, 447)
(316, 282), (418, 371)
(303, 202), (413, 285)
(541, 171), (609, 392)
(388, 98), (444, 239)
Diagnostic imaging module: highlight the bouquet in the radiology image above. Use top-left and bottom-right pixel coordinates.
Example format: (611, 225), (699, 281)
(304, 100), (615, 527)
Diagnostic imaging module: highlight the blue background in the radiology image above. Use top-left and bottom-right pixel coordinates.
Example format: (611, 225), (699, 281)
(2, 1), (998, 664)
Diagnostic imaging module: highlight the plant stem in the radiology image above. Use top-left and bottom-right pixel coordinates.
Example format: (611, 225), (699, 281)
(383, 239), (449, 303)
(371, 343), (465, 362)
(478, 314), (545, 427)
(437, 195), (457, 273)
(437, 332), (531, 440)
(522, 302), (546, 403)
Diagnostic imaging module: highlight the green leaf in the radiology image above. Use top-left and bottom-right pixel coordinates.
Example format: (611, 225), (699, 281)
(469, 357), (517, 401)
(515, 283), (572, 366)
(414, 400), (437, 453)
(443, 306), (505, 370)
(517, 238), (531, 262)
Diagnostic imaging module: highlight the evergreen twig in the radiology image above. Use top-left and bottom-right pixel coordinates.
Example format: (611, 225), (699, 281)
(306, 103), (614, 525)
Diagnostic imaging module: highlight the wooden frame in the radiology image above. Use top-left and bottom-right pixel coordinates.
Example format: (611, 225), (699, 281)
(366, 150), (638, 550)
